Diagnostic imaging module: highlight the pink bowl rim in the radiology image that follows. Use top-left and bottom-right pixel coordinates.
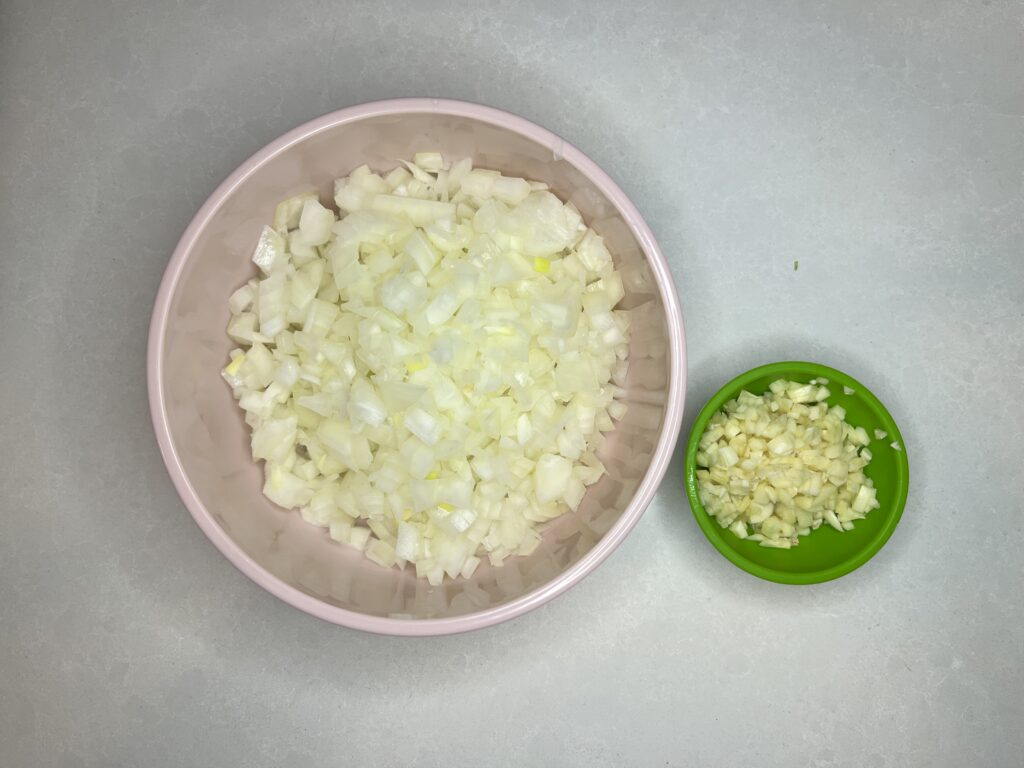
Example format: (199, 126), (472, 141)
(147, 98), (687, 636)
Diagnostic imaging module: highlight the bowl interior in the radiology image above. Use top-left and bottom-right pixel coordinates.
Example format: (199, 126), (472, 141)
(154, 105), (679, 626)
(685, 362), (909, 584)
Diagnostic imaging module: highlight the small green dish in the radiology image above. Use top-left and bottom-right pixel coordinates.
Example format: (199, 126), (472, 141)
(685, 361), (909, 584)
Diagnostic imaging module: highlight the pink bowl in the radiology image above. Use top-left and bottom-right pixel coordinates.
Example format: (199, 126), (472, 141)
(148, 99), (686, 635)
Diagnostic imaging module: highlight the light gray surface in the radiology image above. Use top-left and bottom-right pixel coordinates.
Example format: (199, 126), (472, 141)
(2, 0), (1022, 765)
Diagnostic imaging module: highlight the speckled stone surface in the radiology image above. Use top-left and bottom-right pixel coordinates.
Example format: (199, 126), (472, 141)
(2, 2), (1022, 766)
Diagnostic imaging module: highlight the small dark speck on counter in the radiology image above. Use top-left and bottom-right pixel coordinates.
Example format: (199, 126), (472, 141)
(794, 260), (799, 271)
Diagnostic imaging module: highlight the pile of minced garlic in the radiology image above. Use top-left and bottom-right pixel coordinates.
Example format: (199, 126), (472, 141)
(696, 378), (881, 549)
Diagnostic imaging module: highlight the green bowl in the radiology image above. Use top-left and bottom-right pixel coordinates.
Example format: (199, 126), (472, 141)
(685, 362), (909, 584)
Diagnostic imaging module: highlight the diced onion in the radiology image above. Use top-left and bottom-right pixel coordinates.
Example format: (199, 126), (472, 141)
(223, 155), (630, 582)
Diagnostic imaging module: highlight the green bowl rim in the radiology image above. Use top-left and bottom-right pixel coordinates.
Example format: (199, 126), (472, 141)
(684, 361), (910, 585)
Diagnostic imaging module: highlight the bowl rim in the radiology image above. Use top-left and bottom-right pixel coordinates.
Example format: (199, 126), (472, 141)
(684, 361), (909, 585)
(147, 98), (687, 635)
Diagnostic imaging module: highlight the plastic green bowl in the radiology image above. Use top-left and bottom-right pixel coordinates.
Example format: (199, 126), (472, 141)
(685, 362), (909, 584)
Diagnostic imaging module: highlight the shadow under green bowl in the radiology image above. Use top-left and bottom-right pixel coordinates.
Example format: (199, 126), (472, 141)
(685, 361), (909, 584)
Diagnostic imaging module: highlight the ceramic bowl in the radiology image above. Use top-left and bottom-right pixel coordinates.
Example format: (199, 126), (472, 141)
(148, 99), (686, 634)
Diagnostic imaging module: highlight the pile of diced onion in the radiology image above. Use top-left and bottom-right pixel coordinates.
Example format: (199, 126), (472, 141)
(696, 379), (881, 548)
(222, 153), (630, 584)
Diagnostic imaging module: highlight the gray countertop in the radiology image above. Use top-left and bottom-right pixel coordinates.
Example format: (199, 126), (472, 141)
(2, 1), (1022, 766)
